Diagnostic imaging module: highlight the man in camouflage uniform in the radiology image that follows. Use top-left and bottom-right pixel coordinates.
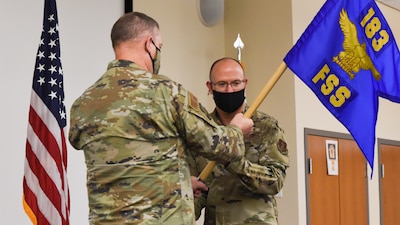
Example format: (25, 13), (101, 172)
(68, 12), (254, 225)
(189, 57), (290, 225)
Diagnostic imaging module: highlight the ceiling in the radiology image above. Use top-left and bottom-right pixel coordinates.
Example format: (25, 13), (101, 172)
(377, 0), (400, 11)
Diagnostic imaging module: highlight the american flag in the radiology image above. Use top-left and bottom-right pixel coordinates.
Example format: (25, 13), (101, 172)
(23, 0), (70, 224)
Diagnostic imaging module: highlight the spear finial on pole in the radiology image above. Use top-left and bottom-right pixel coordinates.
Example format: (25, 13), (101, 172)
(233, 33), (244, 62)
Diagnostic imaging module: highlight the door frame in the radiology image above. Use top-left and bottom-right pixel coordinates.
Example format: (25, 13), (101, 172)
(304, 128), (369, 225)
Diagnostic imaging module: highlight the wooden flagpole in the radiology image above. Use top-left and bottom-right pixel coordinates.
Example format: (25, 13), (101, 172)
(198, 61), (288, 181)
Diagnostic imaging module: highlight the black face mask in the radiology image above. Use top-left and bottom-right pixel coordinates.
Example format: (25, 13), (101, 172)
(212, 89), (246, 113)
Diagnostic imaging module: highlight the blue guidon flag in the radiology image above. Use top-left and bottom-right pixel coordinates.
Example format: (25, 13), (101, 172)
(284, 0), (400, 177)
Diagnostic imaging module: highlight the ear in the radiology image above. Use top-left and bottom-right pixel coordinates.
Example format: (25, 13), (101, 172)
(144, 36), (153, 53)
(206, 81), (213, 95)
(244, 78), (248, 86)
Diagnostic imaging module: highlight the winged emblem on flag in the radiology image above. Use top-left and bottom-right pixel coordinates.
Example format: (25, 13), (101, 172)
(333, 8), (381, 80)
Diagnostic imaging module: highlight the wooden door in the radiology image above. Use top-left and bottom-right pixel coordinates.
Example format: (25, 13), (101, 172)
(380, 143), (400, 225)
(307, 134), (368, 225)
(338, 139), (368, 225)
(308, 135), (340, 225)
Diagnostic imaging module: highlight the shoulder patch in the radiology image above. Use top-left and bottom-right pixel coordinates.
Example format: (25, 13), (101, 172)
(278, 139), (288, 155)
(189, 92), (200, 111)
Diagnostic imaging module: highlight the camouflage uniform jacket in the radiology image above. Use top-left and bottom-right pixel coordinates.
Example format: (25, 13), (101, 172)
(68, 60), (246, 225)
(189, 106), (290, 225)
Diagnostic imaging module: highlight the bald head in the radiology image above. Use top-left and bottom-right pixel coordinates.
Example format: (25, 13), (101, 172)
(209, 57), (245, 82)
(207, 57), (247, 95)
(207, 57), (247, 115)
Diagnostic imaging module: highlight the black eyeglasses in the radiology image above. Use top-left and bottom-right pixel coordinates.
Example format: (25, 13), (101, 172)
(211, 80), (245, 90)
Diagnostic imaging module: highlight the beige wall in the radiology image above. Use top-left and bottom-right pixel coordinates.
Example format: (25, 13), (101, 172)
(135, 1), (400, 225)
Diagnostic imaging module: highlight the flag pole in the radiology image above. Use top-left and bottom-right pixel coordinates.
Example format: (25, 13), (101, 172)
(198, 61), (288, 181)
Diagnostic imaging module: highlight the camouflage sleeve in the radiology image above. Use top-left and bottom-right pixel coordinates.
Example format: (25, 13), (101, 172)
(226, 114), (290, 195)
(174, 86), (246, 163)
(68, 99), (87, 150)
